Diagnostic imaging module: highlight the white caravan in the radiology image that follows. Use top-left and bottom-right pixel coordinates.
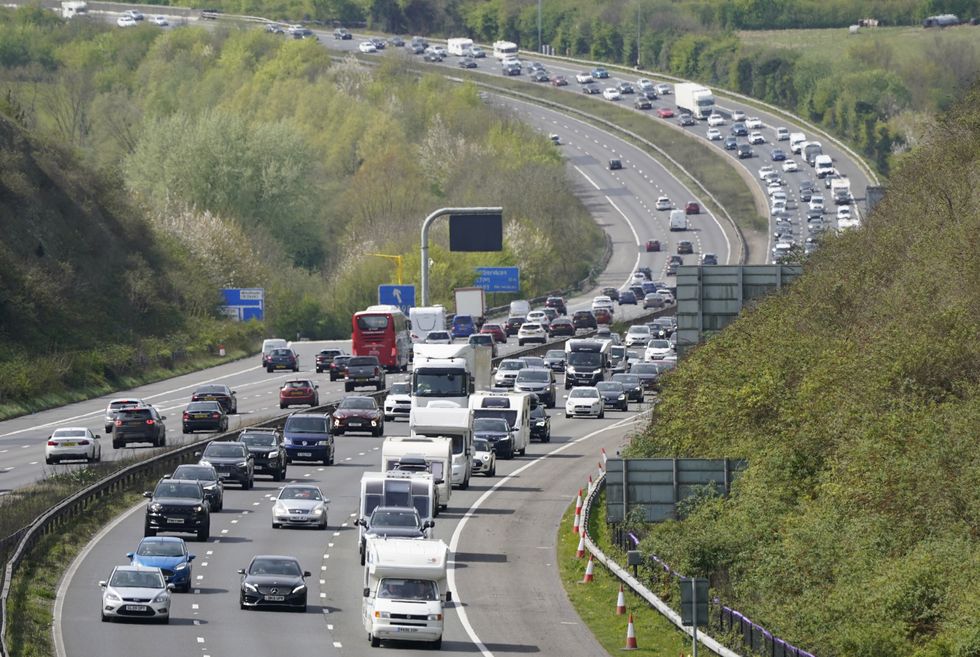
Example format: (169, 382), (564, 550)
(382, 436), (453, 511)
(468, 391), (530, 459)
(409, 406), (473, 490)
(409, 305), (446, 344)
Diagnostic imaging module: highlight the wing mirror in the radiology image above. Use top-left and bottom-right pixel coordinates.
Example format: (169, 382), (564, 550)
(143, 491), (153, 498)
(445, 591), (453, 602)
(99, 581), (107, 588)
(363, 587), (371, 598)
(188, 555), (196, 562)
(423, 520), (435, 529)
(236, 568), (246, 575)
(303, 571), (311, 578)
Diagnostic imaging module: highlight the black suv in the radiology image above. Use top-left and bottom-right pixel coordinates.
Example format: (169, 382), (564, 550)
(333, 27), (352, 39)
(315, 348), (346, 373)
(198, 441), (254, 489)
(112, 406), (167, 449)
(504, 316), (526, 336)
(144, 479), (211, 541)
(237, 429), (287, 481)
(572, 310), (598, 331)
(545, 296), (567, 315)
(328, 355), (351, 381)
(170, 464), (224, 512)
(529, 405), (551, 442)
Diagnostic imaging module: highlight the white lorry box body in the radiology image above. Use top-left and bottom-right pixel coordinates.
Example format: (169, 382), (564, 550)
(409, 306), (446, 344)
(669, 209), (688, 231)
(362, 538), (450, 648)
(447, 38), (474, 56)
(674, 82), (715, 119)
(468, 391), (530, 459)
(803, 141), (824, 165)
(382, 436), (453, 510)
(454, 287), (486, 320)
(359, 471), (435, 544)
(411, 343), (492, 409)
(789, 132), (807, 153)
(410, 406), (473, 489)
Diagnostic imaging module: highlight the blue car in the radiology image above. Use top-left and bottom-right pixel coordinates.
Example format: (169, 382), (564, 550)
(591, 67), (609, 79)
(451, 314), (476, 338)
(127, 536), (195, 592)
(283, 412), (335, 465)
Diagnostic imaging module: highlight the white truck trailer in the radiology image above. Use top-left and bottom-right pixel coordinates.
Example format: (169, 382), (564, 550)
(674, 82), (715, 119)
(411, 343), (492, 409)
(409, 406), (473, 490)
(362, 538), (451, 649)
(382, 436), (453, 511)
(454, 287), (485, 323)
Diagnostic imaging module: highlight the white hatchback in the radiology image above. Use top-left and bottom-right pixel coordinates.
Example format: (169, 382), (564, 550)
(591, 296), (614, 313)
(526, 310), (550, 327)
(602, 87), (621, 101)
(644, 339), (674, 361)
(358, 41), (377, 53)
(706, 128), (722, 141)
(517, 323), (548, 346)
(707, 113), (726, 127)
(782, 159), (799, 172)
(100, 566), (172, 623)
(383, 382), (412, 421)
(565, 387), (604, 419)
(655, 196), (673, 211)
(45, 427), (101, 465)
(625, 325), (652, 347)
(745, 116), (763, 129)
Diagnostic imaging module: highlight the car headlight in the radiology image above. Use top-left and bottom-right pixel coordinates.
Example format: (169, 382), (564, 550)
(291, 584), (307, 594)
(536, 421), (546, 426)
(203, 483), (217, 491)
(152, 591), (170, 603)
(427, 613), (443, 621)
(243, 582), (258, 592)
(267, 451), (278, 458)
(334, 418), (342, 426)
(273, 503), (287, 513)
(498, 435), (511, 442)
(318, 440), (330, 446)
(236, 461), (248, 469)
(311, 507), (324, 516)
(105, 591), (121, 602)
(376, 611), (391, 619)
(619, 394), (626, 400)
(370, 420), (377, 426)
(193, 505), (204, 513)
(174, 562), (189, 570)
(149, 503), (163, 513)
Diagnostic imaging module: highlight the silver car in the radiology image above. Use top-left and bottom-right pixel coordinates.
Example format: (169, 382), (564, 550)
(272, 484), (329, 530)
(104, 398), (146, 433)
(100, 565), (172, 623)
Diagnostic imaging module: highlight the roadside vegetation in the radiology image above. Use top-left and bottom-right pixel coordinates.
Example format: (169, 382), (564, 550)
(0, 7), (603, 411)
(625, 86), (980, 657)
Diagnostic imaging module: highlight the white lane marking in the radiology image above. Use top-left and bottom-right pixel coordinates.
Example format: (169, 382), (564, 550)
(333, 642), (342, 648)
(603, 196), (643, 290)
(327, 623), (334, 630)
(447, 410), (652, 657)
(573, 165), (601, 191)
(197, 637), (205, 643)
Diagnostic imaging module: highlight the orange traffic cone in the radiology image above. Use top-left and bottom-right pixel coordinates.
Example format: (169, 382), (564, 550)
(575, 488), (583, 515)
(615, 584), (626, 615)
(624, 613), (638, 650)
(601, 447), (608, 463)
(587, 474), (594, 493)
(598, 460), (604, 472)
(572, 509), (580, 536)
(576, 533), (586, 558)
(581, 555), (595, 583)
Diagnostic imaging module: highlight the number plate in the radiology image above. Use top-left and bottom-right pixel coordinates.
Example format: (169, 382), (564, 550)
(167, 518), (184, 524)
(193, 413), (208, 418)
(125, 604), (148, 612)
(396, 627), (419, 633)
(264, 595), (285, 602)
(297, 452), (312, 457)
(62, 442), (77, 447)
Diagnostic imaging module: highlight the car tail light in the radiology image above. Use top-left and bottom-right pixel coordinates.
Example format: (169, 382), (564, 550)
(212, 413), (220, 419)
(146, 419), (155, 425)
(47, 441), (57, 446)
(183, 411), (190, 419)
(115, 419), (122, 427)
(78, 440), (90, 445)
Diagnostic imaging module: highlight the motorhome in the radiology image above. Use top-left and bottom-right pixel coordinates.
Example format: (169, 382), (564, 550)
(382, 436), (453, 511)
(362, 538), (451, 649)
(468, 392), (530, 459)
(492, 40), (519, 59)
(564, 339), (610, 388)
(411, 343), (492, 409)
(409, 406), (473, 490)
(408, 306), (446, 344)
(447, 37), (474, 56)
(61, 0), (88, 17)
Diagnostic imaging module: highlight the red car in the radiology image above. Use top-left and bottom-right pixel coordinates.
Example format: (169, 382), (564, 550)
(549, 318), (575, 337)
(279, 380), (319, 409)
(593, 308), (613, 325)
(685, 202), (700, 215)
(481, 323), (507, 344)
(656, 107), (675, 118)
(645, 240), (661, 252)
(330, 396), (384, 436)
(551, 75), (568, 87)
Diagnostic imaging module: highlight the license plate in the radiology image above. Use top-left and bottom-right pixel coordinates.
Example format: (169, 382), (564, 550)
(291, 516), (307, 521)
(349, 420), (362, 425)
(396, 627), (419, 633)
(218, 473), (230, 478)
(167, 518), (184, 524)
(193, 413), (208, 418)
(61, 442), (77, 447)
(125, 604), (148, 612)
(265, 595), (285, 602)
(298, 452), (312, 457)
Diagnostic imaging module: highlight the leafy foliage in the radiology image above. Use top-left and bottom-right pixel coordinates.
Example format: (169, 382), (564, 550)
(625, 86), (980, 657)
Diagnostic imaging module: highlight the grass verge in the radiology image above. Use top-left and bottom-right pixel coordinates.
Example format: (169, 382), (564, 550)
(558, 493), (691, 656)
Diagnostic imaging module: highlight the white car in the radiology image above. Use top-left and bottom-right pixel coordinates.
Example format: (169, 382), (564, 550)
(100, 566), (172, 623)
(809, 195), (825, 212)
(575, 72), (593, 84)
(644, 339), (674, 361)
(654, 83), (671, 95)
(707, 113), (726, 127)
(757, 165), (776, 180)
(45, 427), (101, 465)
(272, 484), (329, 529)
(837, 206), (852, 220)
(771, 191), (787, 204)
(358, 41), (378, 53)
(776, 127), (790, 141)
(517, 322), (548, 346)
(625, 325), (652, 347)
(105, 398), (147, 433)
(591, 296), (614, 314)
(471, 437), (496, 476)
(745, 116), (763, 129)
(383, 381), (412, 421)
(655, 196), (673, 211)
(116, 15), (137, 27)
(749, 132), (766, 145)
(426, 45), (447, 57)
(123, 9), (144, 20)
(631, 272), (648, 285)
(525, 310), (550, 327)
(782, 159), (799, 172)
(565, 387), (604, 419)
(731, 109), (746, 122)
(656, 290), (675, 305)
(602, 87), (621, 101)
(636, 78), (654, 91)
(423, 330), (452, 344)
(767, 182), (784, 196)
(149, 14), (168, 26)
(706, 127), (722, 141)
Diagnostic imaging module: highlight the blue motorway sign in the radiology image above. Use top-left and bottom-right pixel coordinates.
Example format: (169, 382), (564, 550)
(474, 267), (520, 293)
(221, 288), (264, 321)
(378, 284), (416, 314)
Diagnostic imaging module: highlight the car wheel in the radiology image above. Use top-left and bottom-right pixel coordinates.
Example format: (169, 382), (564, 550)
(461, 475), (469, 491)
(267, 367), (273, 373)
(196, 523), (210, 542)
(293, 366), (299, 372)
(345, 383), (352, 392)
(565, 413), (571, 419)
(182, 426), (190, 434)
(144, 525), (156, 537)
(384, 415), (393, 422)
(519, 446), (526, 456)
(279, 403), (286, 409)
(179, 581), (191, 593)
(240, 598), (246, 610)
(433, 637), (442, 650)
(489, 464), (496, 476)
(157, 435), (166, 447)
(319, 518), (327, 530)
(328, 450), (335, 466)
(544, 433), (551, 443)
(298, 602), (307, 613)
(101, 612), (110, 622)
(272, 522), (280, 529)
(370, 634), (381, 648)
(45, 458), (53, 465)
(598, 410), (605, 419)
(518, 340), (524, 346)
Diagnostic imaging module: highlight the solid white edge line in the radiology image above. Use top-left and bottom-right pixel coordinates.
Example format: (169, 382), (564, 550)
(447, 409), (653, 657)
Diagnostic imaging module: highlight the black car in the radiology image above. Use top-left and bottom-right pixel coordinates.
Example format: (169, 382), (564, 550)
(669, 255), (684, 266)
(601, 287), (620, 302)
(731, 122), (748, 136)
(333, 27), (352, 39)
(629, 284), (646, 299)
(545, 296), (567, 315)
(723, 136), (738, 150)
(357, 506), (433, 565)
(609, 158), (622, 170)
(144, 479), (210, 541)
(737, 144), (753, 159)
(328, 354), (351, 381)
(238, 429), (288, 481)
(619, 290), (637, 305)
(677, 240), (694, 255)
(596, 381), (630, 411)
(531, 70), (549, 82)
(190, 384), (237, 414)
(199, 441), (254, 489)
(529, 405), (551, 442)
(611, 373), (644, 402)
(618, 82), (635, 94)
(572, 310), (598, 331)
(315, 348), (346, 373)
(678, 113), (696, 126)
(582, 84), (600, 95)
(266, 348), (299, 372)
(636, 266), (653, 279)
(543, 349), (566, 372)
(182, 401), (228, 434)
(473, 417), (516, 459)
(458, 57), (478, 69)
(640, 89), (658, 101)
(112, 406), (167, 449)
(702, 253), (719, 265)
(370, 37), (386, 49)
(390, 36), (405, 47)
(170, 464), (224, 512)
(238, 555), (311, 612)
(504, 316), (525, 336)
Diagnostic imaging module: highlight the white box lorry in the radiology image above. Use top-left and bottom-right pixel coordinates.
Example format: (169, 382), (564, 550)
(674, 82), (715, 119)
(409, 305), (446, 344)
(362, 538), (451, 649)
(410, 406), (473, 490)
(831, 177), (852, 205)
(382, 436), (453, 511)
(447, 37), (474, 56)
(411, 343), (492, 409)
(469, 392), (530, 459)
(454, 287), (486, 324)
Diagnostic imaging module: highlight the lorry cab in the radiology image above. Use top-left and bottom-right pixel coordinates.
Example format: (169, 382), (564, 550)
(381, 436), (453, 510)
(468, 392), (530, 459)
(409, 406), (474, 490)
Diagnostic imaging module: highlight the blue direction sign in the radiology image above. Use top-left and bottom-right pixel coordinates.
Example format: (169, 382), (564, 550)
(221, 288), (265, 321)
(378, 284), (416, 314)
(474, 267), (520, 293)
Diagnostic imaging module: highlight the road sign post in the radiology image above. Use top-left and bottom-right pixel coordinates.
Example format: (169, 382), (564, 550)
(680, 577), (709, 657)
(420, 207), (503, 305)
(378, 284), (416, 315)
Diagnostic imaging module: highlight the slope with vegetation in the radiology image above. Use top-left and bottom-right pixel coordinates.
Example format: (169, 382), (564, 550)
(0, 7), (603, 411)
(625, 86), (980, 657)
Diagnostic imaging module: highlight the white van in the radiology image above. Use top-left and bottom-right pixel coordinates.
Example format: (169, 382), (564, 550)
(261, 338), (287, 364)
(509, 300), (531, 317)
(789, 132), (807, 154)
(409, 406), (473, 490)
(669, 209), (688, 232)
(382, 436), (453, 510)
(469, 392), (530, 459)
(813, 154), (835, 178)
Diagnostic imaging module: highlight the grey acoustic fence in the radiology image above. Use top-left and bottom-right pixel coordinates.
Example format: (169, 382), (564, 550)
(605, 457), (747, 523)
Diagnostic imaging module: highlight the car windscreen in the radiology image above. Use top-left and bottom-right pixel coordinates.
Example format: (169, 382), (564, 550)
(173, 466), (216, 481)
(187, 402), (221, 412)
(239, 434), (277, 447)
(545, 351), (565, 359)
(371, 510), (420, 527)
(285, 417), (327, 433)
(569, 389), (598, 398)
(516, 369), (550, 382)
(154, 482), (202, 499)
(628, 326), (651, 335)
(111, 570), (165, 589)
(498, 361), (523, 370)
(389, 382), (411, 395)
(338, 398), (377, 410)
(612, 375), (640, 385)
(474, 438), (491, 452)
(631, 363), (659, 374)
(473, 410), (517, 428)
(567, 352), (601, 367)
(596, 383), (624, 392)
(413, 373), (467, 397)
(378, 578), (437, 601)
(137, 539), (185, 557)
(249, 558), (302, 576)
(648, 340), (671, 349)
(203, 444), (245, 458)
(271, 349), (293, 356)
(473, 417), (511, 433)
(109, 401), (140, 411)
(279, 487), (322, 501)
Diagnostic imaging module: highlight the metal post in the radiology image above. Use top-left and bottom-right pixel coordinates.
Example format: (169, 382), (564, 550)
(420, 207), (504, 306)
(636, 3), (641, 67)
(692, 578), (699, 657)
(537, 0), (542, 53)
